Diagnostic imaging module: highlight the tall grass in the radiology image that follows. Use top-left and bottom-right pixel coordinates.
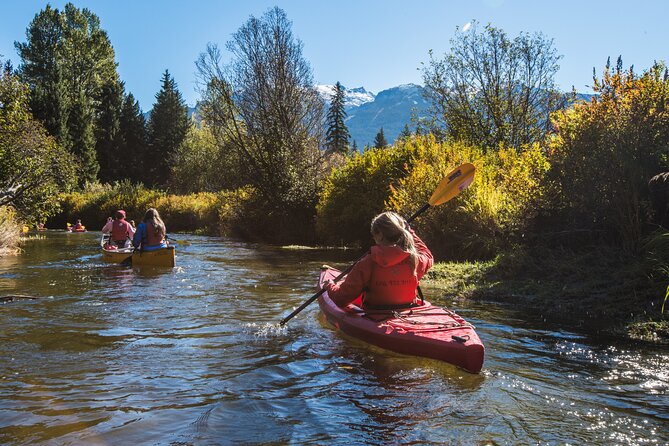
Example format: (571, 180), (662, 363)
(51, 181), (254, 236)
(0, 206), (21, 256)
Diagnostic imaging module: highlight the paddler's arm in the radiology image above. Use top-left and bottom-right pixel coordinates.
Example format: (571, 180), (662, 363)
(324, 256), (372, 307)
(410, 228), (433, 280)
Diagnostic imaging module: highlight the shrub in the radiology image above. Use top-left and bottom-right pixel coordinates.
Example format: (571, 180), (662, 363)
(53, 181), (163, 229)
(546, 59), (669, 252)
(388, 138), (549, 259)
(316, 141), (422, 246)
(52, 182), (256, 238)
(316, 133), (550, 260)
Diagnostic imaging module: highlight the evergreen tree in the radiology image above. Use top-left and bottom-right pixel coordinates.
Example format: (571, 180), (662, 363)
(352, 140), (358, 153)
(15, 3), (120, 184)
(15, 5), (70, 145)
(119, 92), (148, 183)
(373, 128), (387, 148)
(147, 70), (190, 187)
(399, 124), (411, 140)
(96, 80), (123, 182)
(324, 81), (350, 155)
(68, 90), (97, 184)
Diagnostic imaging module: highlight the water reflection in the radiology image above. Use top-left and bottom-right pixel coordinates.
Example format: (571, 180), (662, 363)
(0, 231), (667, 445)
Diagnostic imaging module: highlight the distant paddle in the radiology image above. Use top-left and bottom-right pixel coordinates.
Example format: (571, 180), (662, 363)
(279, 162), (476, 326)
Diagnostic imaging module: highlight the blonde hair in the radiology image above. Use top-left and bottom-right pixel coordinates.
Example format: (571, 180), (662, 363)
(371, 211), (418, 273)
(143, 208), (166, 240)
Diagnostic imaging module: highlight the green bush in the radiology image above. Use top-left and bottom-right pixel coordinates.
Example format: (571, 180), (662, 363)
(316, 134), (550, 260)
(387, 138), (549, 259)
(316, 141), (422, 246)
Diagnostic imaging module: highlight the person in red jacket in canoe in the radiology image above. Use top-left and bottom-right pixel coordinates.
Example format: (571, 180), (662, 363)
(102, 210), (135, 248)
(323, 211), (434, 309)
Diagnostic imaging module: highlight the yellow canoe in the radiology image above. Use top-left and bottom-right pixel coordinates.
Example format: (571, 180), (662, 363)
(100, 235), (176, 267)
(131, 246), (176, 267)
(100, 235), (133, 263)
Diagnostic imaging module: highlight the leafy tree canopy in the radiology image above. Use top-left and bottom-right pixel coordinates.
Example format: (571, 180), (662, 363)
(422, 21), (566, 151)
(0, 65), (76, 220)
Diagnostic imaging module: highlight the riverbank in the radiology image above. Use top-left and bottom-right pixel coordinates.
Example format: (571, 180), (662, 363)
(423, 245), (669, 344)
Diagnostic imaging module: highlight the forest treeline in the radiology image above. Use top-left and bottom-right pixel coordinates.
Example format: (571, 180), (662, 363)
(1, 5), (668, 319)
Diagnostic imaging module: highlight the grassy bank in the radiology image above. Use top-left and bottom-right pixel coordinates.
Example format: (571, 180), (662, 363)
(423, 246), (669, 343)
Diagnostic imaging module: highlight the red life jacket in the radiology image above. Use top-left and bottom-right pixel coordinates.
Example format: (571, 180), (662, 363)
(363, 246), (418, 307)
(145, 223), (165, 246)
(111, 219), (132, 241)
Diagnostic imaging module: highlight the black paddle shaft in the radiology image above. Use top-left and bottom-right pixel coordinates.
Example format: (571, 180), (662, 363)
(279, 202), (432, 326)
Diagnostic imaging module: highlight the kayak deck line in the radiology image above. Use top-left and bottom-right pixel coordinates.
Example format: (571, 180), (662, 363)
(347, 304), (476, 330)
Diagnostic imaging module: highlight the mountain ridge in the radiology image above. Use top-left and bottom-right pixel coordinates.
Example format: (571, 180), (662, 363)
(149, 85), (595, 151)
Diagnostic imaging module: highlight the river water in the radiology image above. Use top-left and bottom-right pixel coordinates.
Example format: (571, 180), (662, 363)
(0, 231), (667, 445)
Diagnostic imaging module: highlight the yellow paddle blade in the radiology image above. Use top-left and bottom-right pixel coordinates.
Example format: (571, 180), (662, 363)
(428, 163), (476, 206)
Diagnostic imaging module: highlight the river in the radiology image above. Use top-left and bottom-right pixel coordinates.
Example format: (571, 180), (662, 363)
(0, 231), (667, 445)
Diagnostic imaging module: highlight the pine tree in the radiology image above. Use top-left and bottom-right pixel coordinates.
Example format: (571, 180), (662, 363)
(16, 3), (120, 185)
(147, 70), (190, 187)
(399, 124), (411, 141)
(373, 127), (387, 149)
(15, 5), (70, 145)
(119, 92), (148, 183)
(324, 81), (350, 155)
(96, 80), (123, 182)
(68, 90), (97, 184)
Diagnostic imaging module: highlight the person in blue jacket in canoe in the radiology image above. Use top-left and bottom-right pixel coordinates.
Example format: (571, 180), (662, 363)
(323, 211), (433, 309)
(133, 208), (168, 251)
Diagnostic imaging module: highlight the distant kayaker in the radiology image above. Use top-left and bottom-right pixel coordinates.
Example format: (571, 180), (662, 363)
(72, 220), (84, 231)
(133, 208), (168, 251)
(103, 210), (135, 248)
(323, 211), (434, 309)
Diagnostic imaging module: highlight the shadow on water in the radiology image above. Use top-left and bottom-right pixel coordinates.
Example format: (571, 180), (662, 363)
(0, 231), (667, 445)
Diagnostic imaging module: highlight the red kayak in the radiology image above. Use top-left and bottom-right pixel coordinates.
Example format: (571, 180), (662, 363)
(318, 268), (485, 373)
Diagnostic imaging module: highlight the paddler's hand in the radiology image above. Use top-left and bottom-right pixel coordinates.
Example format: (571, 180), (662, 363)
(323, 279), (334, 291)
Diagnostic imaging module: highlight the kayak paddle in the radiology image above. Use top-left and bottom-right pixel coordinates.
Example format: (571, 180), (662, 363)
(279, 162), (476, 326)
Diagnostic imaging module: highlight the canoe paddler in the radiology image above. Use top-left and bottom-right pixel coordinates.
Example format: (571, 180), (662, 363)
(133, 208), (168, 252)
(323, 211), (433, 309)
(102, 210), (135, 248)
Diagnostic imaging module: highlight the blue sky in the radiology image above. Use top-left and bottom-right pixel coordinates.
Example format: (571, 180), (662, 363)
(1, 0), (668, 111)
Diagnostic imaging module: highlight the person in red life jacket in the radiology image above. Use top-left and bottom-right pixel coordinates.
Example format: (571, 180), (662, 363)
(133, 208), (168, 251)
(103, 210), (134, 248)
(72, 219), (85, 231)
(323, 211), (433, 309)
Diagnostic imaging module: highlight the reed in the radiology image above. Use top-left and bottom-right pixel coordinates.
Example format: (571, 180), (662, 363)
(0, 207), (22, 256)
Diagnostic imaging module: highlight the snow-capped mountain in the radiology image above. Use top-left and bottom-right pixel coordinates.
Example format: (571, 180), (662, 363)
(315, 84), (376, 108)
(318, 83), (431, 148)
